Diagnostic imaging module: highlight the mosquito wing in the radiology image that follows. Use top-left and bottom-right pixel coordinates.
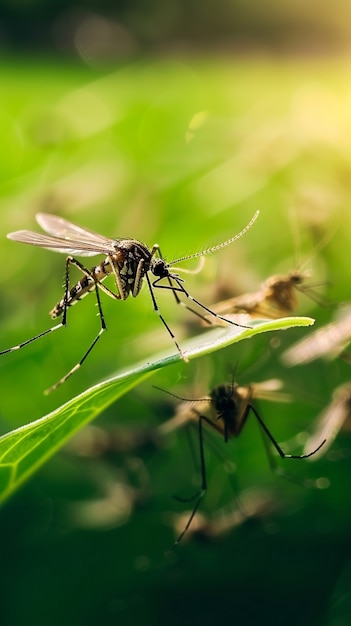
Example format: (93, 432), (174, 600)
(283, 312), (351, 366)
(36, 213), (114, 247)
(7, 213), (118, 257)
(7, 230), (108, 256)
(247, 379), (292, 403)
(303, 383), (351, 460)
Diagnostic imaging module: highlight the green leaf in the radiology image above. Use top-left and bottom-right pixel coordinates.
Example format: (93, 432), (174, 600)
(0, 316), (314, 503)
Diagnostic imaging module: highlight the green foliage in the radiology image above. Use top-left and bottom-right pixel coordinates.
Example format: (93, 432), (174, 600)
(0, 317), (313, 503)
(2, 57), (351, 626)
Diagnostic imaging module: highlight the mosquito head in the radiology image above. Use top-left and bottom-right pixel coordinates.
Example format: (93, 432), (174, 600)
(150, 258), (183, 284)
(289, 269), (311, 285)
(210, 384), (237, 419)
(209, 384), (237, 443)
(150, 257), (170, 279)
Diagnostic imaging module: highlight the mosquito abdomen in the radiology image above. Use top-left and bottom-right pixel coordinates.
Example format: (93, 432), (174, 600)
(50, 261), (111, 319)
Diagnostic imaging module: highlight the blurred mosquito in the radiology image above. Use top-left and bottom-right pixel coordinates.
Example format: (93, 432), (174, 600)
(171, 488), (280, 543)
(157, 377), (326, 547)
(202, 269), (325, 326)
(302, 383), (351, 461)
(0, 211), (259, 393)
(283, 306), (351, 367)
(205, 220), (334, 325)
(66, 424), (163, 457)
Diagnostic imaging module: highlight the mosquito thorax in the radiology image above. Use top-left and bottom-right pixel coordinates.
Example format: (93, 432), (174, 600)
(208, 384), (239, 443)
(114, 239), (153, 263)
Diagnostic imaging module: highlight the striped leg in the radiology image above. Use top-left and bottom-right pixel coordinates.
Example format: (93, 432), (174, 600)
(169, 412), (208, 549)
(44, 256), (108, 393)
(145, 272), (188, 361)
(0, 255), (108, 393)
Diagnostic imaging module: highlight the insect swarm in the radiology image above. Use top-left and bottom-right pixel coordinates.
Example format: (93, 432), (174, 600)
(0, 211), (259, 393)
(157, 378), (326, 547)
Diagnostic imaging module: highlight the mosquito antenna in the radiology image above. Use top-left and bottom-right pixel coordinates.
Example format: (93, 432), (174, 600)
(153, 385), (210, 403)
(170, 210), (259, 265)
(171, 256), (206, 275)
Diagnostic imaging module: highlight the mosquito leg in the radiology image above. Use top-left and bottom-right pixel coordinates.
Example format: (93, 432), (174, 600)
(57, 256), (123, 312)
(249, 404), (326, 460)
(153, 277), (250, 329)
(0, 323), (64, 355)
(1, 254), (121, 392)
(45, 280), (107, 394)
(151, 246), (221, 326)
(145, 273), (188, 362)
(166, 276), (216, 325)
(197, 413), (247, 515)
(255, 422), (313, 487)
(44, 255), (108, 392)
(0, 254), (81, 356)
(170, 414), (207, 549)
(155, 256), (209, 322)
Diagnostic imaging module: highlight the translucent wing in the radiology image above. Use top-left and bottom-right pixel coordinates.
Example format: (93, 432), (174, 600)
(251, 379), (292, 403)
(303, 383), (351, 460)
(36, 213), (113, 247)
(7, 213), (117, 257)
(283, 310), (351, 366)
(7, 230), (110, 256)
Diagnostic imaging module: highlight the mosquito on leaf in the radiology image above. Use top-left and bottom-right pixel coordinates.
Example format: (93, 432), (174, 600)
(0, 211), (259, 393)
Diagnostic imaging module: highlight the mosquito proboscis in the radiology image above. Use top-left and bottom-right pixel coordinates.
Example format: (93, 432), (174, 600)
(157, 378), (326, 547)
(0, 211), (259, 392)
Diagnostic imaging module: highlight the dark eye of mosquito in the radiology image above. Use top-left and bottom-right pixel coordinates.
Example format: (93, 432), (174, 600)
(151, 258), (169, 278)
(291, 273), (302, 285)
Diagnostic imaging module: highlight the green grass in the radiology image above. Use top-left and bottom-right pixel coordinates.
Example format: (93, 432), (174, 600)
(2, 56), (351, 626)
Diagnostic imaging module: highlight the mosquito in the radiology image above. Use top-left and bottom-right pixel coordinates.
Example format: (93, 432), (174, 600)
(205, 222), (334, 325)
(171, 488), (279, 543)
(157, 378), (326, 547)
(0, 211), (259, 393)
(202, 269), (325, 326)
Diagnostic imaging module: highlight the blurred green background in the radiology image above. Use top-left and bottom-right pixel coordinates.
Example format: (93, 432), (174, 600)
(2, 3), (351, 626)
